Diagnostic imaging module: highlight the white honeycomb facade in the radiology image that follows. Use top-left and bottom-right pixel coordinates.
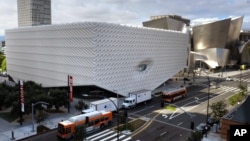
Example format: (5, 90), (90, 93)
(5, 22), (188, 96)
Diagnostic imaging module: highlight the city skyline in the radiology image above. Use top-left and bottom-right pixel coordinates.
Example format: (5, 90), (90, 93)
(1, 0), (250, 36)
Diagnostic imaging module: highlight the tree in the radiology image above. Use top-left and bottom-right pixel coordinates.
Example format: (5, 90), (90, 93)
(74, 99), (88, 112)
(4, 91), (18, 110)
(210, 100), (228, 122)
(1, 57), (6, 72)
(186, 131), (203, 141)
(22, 81), (46, 115)
(0, 52), (5, 70)
(238, 85), (247, 97)
(11, 101), (19, 116)
(0, 83), (14, 109)
(49, 89), (67, 111)
(35, 109), (48, 124)
(74, 124), (87, 141)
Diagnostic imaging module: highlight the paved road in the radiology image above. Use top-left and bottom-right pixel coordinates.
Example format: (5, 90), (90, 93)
(132, 120), (191, 141)
(18, 129), (59, 141)
(129, 70), (250, 141)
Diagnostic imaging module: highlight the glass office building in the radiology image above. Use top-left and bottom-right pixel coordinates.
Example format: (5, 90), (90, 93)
(17, 0), (51, 27)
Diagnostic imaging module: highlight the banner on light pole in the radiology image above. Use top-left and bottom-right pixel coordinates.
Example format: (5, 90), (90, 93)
(20, 80), (25, 112)
(68, 75), (73, 102)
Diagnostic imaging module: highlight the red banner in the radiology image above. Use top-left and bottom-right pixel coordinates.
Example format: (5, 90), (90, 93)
(20, 80), (25, 112)
(68, 75), (73, 102)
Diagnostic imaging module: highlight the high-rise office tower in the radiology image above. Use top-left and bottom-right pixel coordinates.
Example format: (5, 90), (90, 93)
(17, 0), (51, 27)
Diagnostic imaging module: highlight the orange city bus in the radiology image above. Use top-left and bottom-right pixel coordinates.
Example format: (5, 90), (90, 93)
(161, 87), (187, 103)
(57, 110), (112, 139)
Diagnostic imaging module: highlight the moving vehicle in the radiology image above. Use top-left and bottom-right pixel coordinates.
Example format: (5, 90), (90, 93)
(82, 97), (119, 114)
(122, 89), (151, 109)
(57, 110), (112, 139)
(161, 87), (187, 103)
(226, 77), (233, 81)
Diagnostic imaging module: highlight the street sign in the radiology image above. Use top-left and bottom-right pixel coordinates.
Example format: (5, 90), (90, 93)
(41, 104), (47, 109)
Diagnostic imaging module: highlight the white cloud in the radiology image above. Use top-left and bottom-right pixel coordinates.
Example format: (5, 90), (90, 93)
(191, 17), (220, 26)
(0, 0), (18, 35)
(1, 0), (250, 36)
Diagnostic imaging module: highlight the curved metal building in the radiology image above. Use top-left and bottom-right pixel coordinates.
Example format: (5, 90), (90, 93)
(5, 22), (189, 96)
(192, 16), (244, 68)
(142, 15), (190, 32)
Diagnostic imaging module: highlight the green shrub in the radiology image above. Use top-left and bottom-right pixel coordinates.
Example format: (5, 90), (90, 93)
(166, 105), (176, 111)
(37, 125), (50, 134)
(229, 94), (244, 106)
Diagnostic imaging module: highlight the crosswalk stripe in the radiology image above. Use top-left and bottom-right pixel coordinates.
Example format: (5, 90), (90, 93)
(89, 130), (114, 141)
(99, 133), (117, 141)
(218, 86), (240, 92)
(110, 135), (126, 141)
(122, 137), (132, 141)
(86, 129), (132, 141)
(86, 129), (110, 140)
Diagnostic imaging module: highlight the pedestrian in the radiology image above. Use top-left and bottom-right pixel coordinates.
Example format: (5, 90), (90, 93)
(204, 125), (209, 137)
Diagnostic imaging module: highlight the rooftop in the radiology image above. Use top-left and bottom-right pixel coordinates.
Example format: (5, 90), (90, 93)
(224, 95), (250, 124)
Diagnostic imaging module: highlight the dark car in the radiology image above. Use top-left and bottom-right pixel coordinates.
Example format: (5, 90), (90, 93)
(196, 123), (210, 134)
(207, 117), (218, 126)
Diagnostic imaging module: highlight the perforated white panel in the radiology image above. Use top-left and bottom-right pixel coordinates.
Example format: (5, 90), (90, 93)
(6, 22), (188, 96)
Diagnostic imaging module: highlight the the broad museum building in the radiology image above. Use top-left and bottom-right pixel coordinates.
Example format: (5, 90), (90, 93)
(5, 22), (189, 96)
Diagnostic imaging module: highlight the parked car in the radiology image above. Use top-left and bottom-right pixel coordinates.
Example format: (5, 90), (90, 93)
(226, 77), (233, 81)
(207, 117), (218, 126)
(210, 81), (219, 88)
(196, 123), (210, 134)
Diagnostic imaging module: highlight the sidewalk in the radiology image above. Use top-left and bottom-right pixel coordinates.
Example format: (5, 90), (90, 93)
(202, 132), (226, 141)
(0, 98), (81, 141)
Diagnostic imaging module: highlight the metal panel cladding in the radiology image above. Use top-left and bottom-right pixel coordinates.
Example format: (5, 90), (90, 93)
(5, 22), (188, 96)
(192, 19), (231, 51)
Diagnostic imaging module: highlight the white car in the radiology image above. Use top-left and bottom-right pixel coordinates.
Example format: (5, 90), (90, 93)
(226, 77), (233, 81)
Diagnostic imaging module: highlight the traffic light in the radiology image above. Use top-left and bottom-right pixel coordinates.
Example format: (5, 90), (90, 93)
(190, 121), (194, 130)
(161, 102), (164, 108)
(86, 116), (89, 124)
(124, 110), (128, 118)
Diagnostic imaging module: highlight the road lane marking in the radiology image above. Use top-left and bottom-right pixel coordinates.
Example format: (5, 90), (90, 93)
(160, 131), (167, 136)
(177, 122), (183, 126)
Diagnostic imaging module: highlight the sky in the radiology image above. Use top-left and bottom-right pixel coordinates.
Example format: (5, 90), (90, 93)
(1, 0), (250, 36)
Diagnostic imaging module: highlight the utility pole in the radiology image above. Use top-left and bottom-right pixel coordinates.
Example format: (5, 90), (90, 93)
(114, 90), (119, 141)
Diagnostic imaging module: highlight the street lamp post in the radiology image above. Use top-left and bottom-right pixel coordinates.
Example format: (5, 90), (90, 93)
(239, 65), (245, 86)
(195, 59), (210, 126)
(167, 103), (194, 130)
(200, 71), (210, 126)
(31, 102), (49, 132)
(206, 75), (210, 126)
(113, 90), (120, 141)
